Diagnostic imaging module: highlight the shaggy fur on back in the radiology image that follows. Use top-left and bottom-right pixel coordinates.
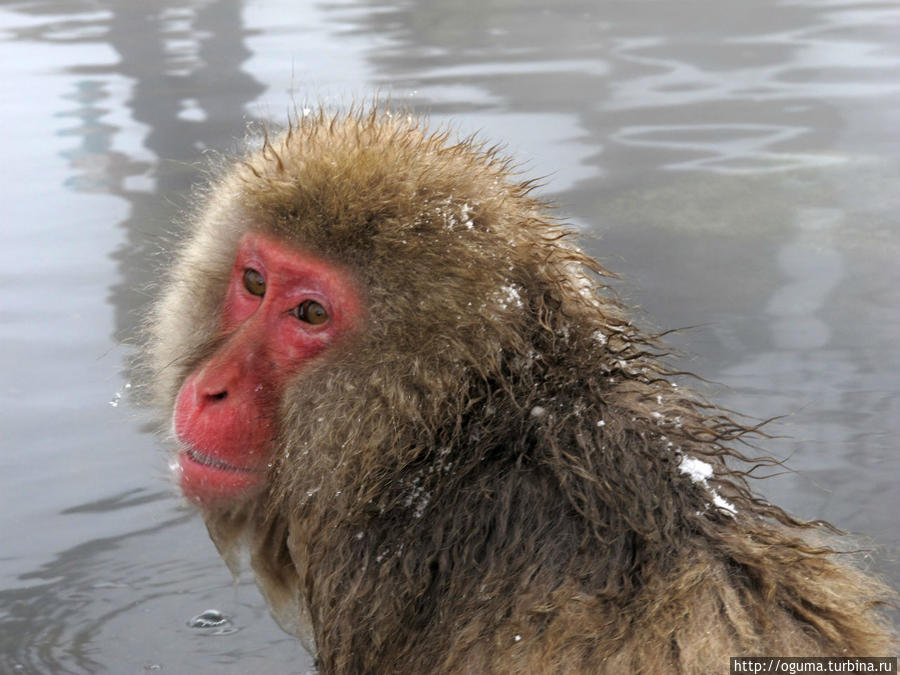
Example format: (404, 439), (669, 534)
(146, 108), (896, 673)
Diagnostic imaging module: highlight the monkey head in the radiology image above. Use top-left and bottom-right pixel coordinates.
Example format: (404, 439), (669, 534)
(147, 109), (583, 514)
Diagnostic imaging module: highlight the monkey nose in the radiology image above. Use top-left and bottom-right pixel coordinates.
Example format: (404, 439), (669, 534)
(193, 374), (233, 405)
(190, 357), (244, 405)
(191, 383), (229, 407)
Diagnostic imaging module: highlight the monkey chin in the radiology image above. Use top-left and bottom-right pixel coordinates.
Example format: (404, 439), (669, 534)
(175, 445), (267, 508)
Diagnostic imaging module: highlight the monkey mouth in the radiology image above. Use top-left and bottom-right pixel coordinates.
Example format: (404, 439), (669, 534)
(176, 445), (266, 505)
(182, 446), (257, 473)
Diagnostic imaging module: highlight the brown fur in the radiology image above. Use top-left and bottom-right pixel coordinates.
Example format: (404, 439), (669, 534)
(144, 107), (896, 673)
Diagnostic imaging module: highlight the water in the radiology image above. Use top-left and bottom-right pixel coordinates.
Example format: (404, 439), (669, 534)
(1, 0), (898, 671)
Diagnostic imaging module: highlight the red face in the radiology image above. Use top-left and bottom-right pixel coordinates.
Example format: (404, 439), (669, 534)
(172, 231), (363, 506)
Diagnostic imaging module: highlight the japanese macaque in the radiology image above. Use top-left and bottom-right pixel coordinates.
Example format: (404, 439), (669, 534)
(144, 108), (896, 673)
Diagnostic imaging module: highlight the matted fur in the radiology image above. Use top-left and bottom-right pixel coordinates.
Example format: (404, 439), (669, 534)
(144, 107), (896, 673)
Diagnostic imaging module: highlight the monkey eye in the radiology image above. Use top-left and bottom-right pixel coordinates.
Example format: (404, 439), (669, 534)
(243, 268), (266, 297)
(294, 299), (329, 325)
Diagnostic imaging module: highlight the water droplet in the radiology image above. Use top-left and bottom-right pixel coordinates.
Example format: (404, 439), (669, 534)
(187, 609), (239, 635)
(188, 609), (228, 629)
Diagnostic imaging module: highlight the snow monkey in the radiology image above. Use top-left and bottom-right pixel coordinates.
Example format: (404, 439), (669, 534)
(144, 108), (896, 673)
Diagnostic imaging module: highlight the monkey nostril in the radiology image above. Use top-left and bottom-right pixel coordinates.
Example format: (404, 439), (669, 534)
(208, 391), (228, 402)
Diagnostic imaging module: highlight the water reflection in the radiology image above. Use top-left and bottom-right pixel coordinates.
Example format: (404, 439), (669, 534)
(104, 0), (265, 343)
(0, 1), (291, 672)
(611, 123), (846, 173)
(765, 208), (844, 351)
(58, 80), (150, 193)
(603, 2), (900, 174)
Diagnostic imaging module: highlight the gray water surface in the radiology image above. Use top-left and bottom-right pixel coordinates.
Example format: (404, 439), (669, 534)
(1, 1), (898, 672)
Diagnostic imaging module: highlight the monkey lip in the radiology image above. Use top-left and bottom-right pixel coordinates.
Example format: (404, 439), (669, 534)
(177, 446), (266, 505)
(183, 446), (257, 473)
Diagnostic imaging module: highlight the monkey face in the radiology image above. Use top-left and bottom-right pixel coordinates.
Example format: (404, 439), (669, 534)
(172, 231), (364, 506)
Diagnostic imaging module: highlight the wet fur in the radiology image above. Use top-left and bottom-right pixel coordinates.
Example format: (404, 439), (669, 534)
(145, 108), (896, 673)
